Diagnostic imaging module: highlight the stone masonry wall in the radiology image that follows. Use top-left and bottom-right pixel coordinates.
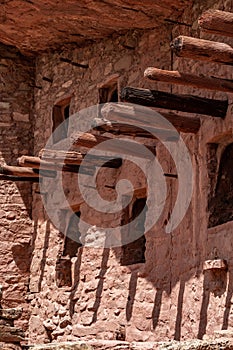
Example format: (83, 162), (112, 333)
(27, 0), (233, 346)
(0, 44), (35, 330)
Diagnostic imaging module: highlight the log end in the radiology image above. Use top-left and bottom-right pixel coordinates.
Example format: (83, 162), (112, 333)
(120, 87), (129, 101)
(144, 67), (157, 80)
(198, 9), (216, 26)
(170, 36), (184, 56)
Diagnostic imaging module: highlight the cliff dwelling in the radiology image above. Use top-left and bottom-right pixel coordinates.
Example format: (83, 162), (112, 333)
(0, 0), (233, 349)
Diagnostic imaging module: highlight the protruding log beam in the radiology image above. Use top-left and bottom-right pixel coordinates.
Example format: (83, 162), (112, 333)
(171, 35), (233, 65)
(144, 67), (233, 93)
(0, 308), (22, 320)
(17, 156), (95, 176)
(199, 10), (233, 37)
(71, 132), (155, 159)
(39, 150), (122, 168)
(121, 87), (228, 118)
(0, 165), (56, 178)
(0, 325), (25, 343)
(0, 175), (39, 182)
(100, 102), (200, 135)
(94, 121), (179, 140)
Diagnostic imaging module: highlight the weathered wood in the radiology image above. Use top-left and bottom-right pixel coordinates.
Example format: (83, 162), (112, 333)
(0, 308), (22, 321)
(0, 175), (39, 182)
(144, 67), (233, 93)
(0, 325), (25, 343)
(39, 150), (122, 168)
(199, 10), (233, 37)
(71, 132), (155, 159)
(100, 102), (200, 134)
(17, 156), (95, 176)
(94, 120), (179, 140)
(170, 35), (233, 65)
(121, 87), (227, 118)
(0, 165), (56, 178)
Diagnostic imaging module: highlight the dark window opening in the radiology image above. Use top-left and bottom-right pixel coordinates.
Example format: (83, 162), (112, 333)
(208, 142), (233, 227)
(109, 88), (118, 102)
(99, 79), (118, 104)
(63, 211), (82, 258)
(56, 211), (82, 287)
(52, 97), (71, 144)
(55, 258), (72, 288)
(121, 197), (147, 265)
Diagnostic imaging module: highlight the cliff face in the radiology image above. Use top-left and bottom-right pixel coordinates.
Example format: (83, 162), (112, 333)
(0, 0), (190, 53)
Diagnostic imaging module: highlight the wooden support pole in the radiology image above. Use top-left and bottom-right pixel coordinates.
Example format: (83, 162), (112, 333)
(0, 165), (56, 178)
(100, 102), (200, 135)
(170, 35), (233, 65)
(39, 150), (122, 168)
(121, 87), (228, 118)
(144, 67), (233, 93)
(199, 10), (233, 37)
(17, 156), (96, 176)
(71, 132), (155, 159)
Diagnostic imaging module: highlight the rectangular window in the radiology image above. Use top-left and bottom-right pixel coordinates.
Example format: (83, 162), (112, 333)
(121, 197), (147, 265)
(52, 97), (71, 144)
(208, 142), (233, 227)
(98, 76), (119, 104)
(56, 212), (82, 287)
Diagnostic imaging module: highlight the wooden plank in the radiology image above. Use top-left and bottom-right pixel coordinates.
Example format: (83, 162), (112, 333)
(100, 102), (200, 135)
(0, 308), (22, 320)
(71, 132), (155, 159)
(144, 67), (233, 93)
(94, 120), (179, 140)
(0, 165), (56, 178)
(170, 35), (233, 65)
(0, 325), (25, 343)
(17, 156), (95, 176)
(0, 175), (39, 182)
(199, 10), (233, 37)
(39, 150), (122, 168)
(121, 87), (227, 118)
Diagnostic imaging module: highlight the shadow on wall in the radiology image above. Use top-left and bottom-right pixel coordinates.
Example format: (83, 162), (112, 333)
(198, 268), (227, 339)
(30, 128), (233, 342)
(34, 179), (233, 340)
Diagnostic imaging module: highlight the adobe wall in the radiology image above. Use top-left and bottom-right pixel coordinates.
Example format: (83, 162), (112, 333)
(0, 44), (35, 330)
(27, 0), (233, 346)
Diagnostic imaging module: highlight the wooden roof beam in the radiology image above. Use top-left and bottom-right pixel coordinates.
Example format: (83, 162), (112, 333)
(100, 102), (200, 135)
(0, 164), (56, 178)
(144, 67), (233, 93)
(38, 150), (122, 169)
(17, 156), (95, 176)
(121, 87), (227, 118)
(71, 132), (155, 159)
(171, 35), (233, 65)
(199, 10), (233, 38)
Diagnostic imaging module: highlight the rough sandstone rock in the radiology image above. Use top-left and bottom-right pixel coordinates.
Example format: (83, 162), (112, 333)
(0, 0), (189, 53)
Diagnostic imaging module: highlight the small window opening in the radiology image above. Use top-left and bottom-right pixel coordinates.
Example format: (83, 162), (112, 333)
(98, 78), (118, 104)
(121, 197), (147, 265)
(63, 211), (82, 258)
(52, 97), (71, 144)
(208, 142), (233, 227)
(56, 211), (82, 287)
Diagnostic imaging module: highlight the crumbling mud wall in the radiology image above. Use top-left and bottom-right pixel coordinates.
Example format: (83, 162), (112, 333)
(0, 44), (35, 331)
